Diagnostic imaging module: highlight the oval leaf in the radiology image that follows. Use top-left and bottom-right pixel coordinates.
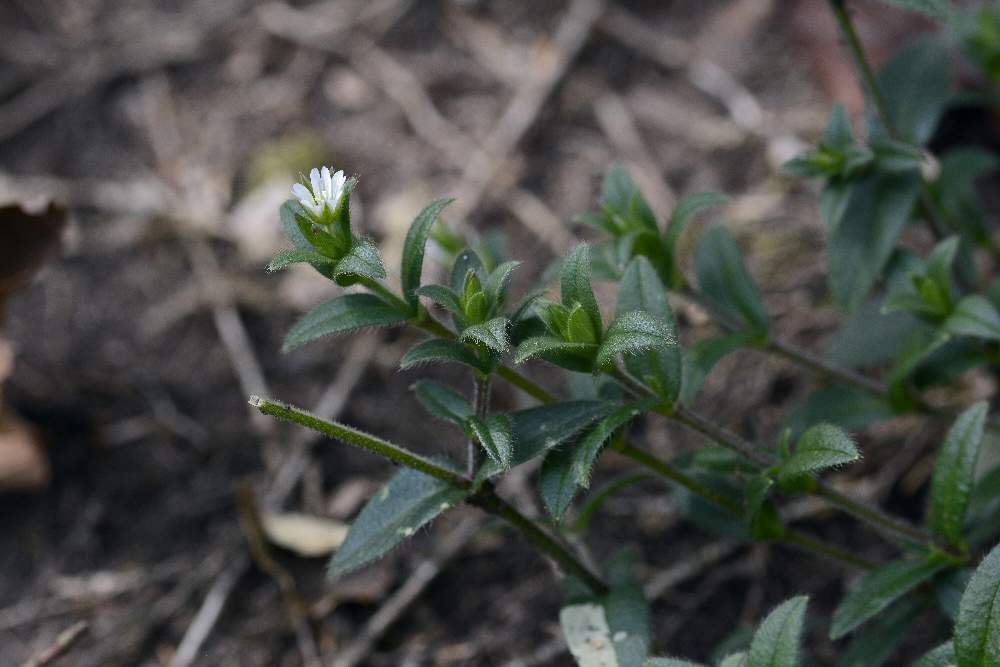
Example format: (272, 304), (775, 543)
(411, 380), (473, 426)
(562, 245), (604, 338)
(329, 466), (468, 578)
(283, 294), (408, 352)
(831, 557), (948, 639)
(399, 338), (487, 373)
(401, 198), (454, 311)
(695, 226), (769, 334)
(780, 423), (860, 480)
(596, 311), (676, 371)
(954, 542), (1000, 666)
(747, 596), (809, 667)
(927, 401), (989, 547)
(573, 398), (662, 487)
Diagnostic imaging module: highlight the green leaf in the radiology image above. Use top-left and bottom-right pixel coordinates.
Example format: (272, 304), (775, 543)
(680, 331), (758, 405)
(514, 336), (598, 371)
(467, 414), (513, 469)
(744, 474), (775, 537)
(401, 198), (454, 311)
(574, 473), (652, 533)
(461, 316), (510, 353)
(601, 164), (657, 232)
(780, 423), (859, 479)
(566, 303), (600, 343)
(415, 284), (464, 318)
(829, 297), (925, 368)
(283, 294), (408, 352)
(718, 654), (748, 667)
(837, 595), (927, 667)
(478, 401), (617, 480)
(280, 199), (343, 260)
(329, 465), (469, 578)
(927, 401), (989, 546)
(562, 245), (604, 338)
(484, 260), (521, 308)
(596, 311), (676, 371)
(826, 172), (922, 312)
(747, 596), (809, 667)
(663, 192), (728, 287)
(873, 37), (951, 143)
(333, 236), (387, 285)
(450, 248), (486, 293)
(873, 0), (948, 19)
(831, 557), (948, 639)
(541, 445), (579, 520)
(644, 659), (706, 667)
(562, 580), (651, 667)
(955, 542), (1000, 666)
(914, 642), (956, 667)
(944, 295), (1000, 341)
(267, 248), (337, 272)
(573, 398), (662, 487)
(784, 386), (895, 437)
(411, 380), (473, 426)
(695, 227), (769, 334)
(618, 257), (683, 402)
(825, 104), (855, 147)
(400, 338), (487, 373)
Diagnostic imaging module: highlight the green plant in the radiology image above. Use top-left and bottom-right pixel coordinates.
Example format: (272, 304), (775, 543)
(252, 2), (1000, 663)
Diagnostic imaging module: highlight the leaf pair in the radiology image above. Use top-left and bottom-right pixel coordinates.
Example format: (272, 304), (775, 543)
(517, 245), (678, 376)
(411, 380), (514, 468)
(580, 165), (727, 289)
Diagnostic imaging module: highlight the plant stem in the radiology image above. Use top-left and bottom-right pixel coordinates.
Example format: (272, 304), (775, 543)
(766, 336), (889, 398)
(250, 395), (471, 489)
(669, 405), (773, 467)
(669, 403), (954, 554)
(253, 395), (610, 595)
(783, 528), (876, 570)
(619, 444), (873, 570)
(469, 375), (492, 478)
(618, 444), (739, 512)
(357, 276), (413, 313)
(828, 0), (895, 137)
(680, 285), (892, 400)
(470, 485), (609, 595)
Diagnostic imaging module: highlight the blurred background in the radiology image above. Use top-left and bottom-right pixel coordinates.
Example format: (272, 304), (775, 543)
(0, 0), (979, 665)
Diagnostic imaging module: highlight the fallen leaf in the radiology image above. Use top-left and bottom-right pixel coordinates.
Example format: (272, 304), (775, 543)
(260, 512), (348, 557)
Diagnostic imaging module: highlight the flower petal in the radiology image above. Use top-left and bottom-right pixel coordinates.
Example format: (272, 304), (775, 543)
(309, 168), (321, 196)
(321, 166), (332, 198)
(291, 183), (312, 204)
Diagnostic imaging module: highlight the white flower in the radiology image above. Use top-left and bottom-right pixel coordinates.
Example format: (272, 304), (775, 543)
(291, 166), (347, 220)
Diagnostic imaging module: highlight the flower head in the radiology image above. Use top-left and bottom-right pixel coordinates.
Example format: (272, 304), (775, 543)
(292, 167), (347, 222)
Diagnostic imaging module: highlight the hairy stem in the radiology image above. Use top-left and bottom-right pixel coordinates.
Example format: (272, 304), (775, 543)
(470, 486), (609, 595)
(670, 403), (955, 555)
(469, 375), (492, 477)
(251, 395), (470, 488)
(782, 528), (876, 570)
(619, 444), (874, 570)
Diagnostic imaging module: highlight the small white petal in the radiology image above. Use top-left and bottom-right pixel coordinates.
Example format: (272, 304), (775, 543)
(321, 166), (332, 198)
(309, 168), (321, 196)
(331, 171), (347, 206)
(291, 183), (312, 203)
